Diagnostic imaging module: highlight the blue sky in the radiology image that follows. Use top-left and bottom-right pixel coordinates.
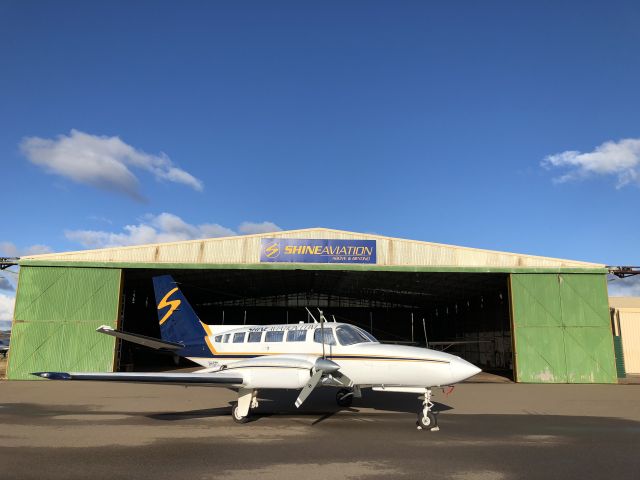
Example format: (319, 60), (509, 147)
(2, 1), (640, 321)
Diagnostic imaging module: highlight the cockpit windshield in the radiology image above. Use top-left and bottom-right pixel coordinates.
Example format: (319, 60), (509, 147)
(335, 325), (379, 346)
(354, 326), (378, 343)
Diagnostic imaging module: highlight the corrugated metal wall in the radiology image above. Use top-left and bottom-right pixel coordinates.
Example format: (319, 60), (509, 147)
(511, 273), (616, 383)
(618, 310), (640, 374)
(7, 266), (122, 380)
(613, 336), (627, 378)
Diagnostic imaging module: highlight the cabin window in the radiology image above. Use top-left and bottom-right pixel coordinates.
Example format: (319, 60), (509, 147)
(223, 334), (230, 343)
(286, 330), (307, 342)
(265, 331), (284, 342)
(233, 332), (246, 343)
(313, 328), (336, 346)
(248, 331), (262, 343)
(214, 335), (222, 342)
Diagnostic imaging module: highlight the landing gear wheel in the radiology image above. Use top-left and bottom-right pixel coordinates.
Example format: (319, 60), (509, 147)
(336, 388), (353, 408)
(416, 388), (439, 431)
(232, 403), (250, 424)
(416, 411), (437, 430)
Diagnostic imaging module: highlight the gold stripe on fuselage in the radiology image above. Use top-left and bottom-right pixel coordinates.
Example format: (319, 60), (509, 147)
(201, 350), (448, 364)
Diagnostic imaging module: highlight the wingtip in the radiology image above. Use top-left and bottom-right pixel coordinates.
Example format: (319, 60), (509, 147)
(31, 372), (71, 380)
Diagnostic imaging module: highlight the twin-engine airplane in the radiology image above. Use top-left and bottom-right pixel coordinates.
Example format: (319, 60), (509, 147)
(34, 275), (481, 430)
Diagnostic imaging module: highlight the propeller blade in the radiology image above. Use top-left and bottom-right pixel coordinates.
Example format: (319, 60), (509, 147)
(295, 369), (323, 408)
(333, 371), (354, 388)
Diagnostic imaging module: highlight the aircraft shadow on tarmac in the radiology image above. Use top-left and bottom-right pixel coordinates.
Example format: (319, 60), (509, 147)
(147, 389), (453, 424)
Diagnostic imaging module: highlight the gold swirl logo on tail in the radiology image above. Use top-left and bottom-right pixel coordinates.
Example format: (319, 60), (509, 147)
(158, 288), (181, 325)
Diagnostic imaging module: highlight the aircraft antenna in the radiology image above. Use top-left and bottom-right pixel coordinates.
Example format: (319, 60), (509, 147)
(319, 309), (326, 359)
(422, 317), (428, 348)
(305, 307), (319, 323)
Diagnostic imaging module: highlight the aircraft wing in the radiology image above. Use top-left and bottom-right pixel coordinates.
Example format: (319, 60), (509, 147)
(31, 355), (319, 385)
(32, 371), (244, 386)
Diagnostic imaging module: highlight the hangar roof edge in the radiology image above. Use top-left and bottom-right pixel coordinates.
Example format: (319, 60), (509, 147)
(18, 227), (604, 269)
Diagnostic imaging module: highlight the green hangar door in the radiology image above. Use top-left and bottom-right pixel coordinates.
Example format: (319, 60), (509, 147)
(510, 273), (616, 383)
(7, 266), (122, 380)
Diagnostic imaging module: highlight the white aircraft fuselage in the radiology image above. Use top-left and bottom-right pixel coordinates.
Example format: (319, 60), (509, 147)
(194, 322), (480, 390)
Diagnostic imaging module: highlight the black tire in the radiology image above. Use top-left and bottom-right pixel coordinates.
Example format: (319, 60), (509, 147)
(336, 388), (353, 408)
(417, 411), (437, 430)
(232, 403), (250, 424)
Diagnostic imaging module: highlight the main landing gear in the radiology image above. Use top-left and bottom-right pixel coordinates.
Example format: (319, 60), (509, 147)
(336, 388), (353, 407)
(416, 388), (438, 431)
(232, 388), (259, 424)
(336, 385), (361, 408)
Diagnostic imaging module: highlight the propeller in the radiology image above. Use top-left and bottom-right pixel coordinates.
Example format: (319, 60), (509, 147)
(295, 358), (343, 407)
(295, 309), (354, 408)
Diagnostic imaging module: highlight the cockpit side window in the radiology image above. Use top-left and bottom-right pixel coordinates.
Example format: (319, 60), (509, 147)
(313, 328), (336, 346)
(223, 334), (230, 343)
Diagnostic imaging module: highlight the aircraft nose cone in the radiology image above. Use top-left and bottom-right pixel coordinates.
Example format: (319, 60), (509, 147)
(450, 357), (481, 383)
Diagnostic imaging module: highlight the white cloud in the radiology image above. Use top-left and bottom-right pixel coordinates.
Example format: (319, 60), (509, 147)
(65, 213), (281, 248)
(542, 138), (640, 188)
(238, 221), (283, 235)
(20, 129), (203, 200)
(0, 293), (15, 323)
(0, 242), (52, 257)
(608, 276), (640, 297)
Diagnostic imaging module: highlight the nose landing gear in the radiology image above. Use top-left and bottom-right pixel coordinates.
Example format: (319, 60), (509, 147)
(416, 388), (438, 431)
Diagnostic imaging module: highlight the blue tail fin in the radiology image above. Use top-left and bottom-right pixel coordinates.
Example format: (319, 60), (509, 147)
(152, 275), (208, 354)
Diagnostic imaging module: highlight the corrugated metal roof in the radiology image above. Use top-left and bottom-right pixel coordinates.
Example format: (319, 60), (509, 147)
(19, 227), (603, 269)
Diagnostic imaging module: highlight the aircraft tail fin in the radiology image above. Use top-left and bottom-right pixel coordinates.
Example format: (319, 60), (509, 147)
(152, 275), (209, 354)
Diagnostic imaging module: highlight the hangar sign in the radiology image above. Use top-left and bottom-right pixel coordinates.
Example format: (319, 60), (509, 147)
(260, 238), (376, 264)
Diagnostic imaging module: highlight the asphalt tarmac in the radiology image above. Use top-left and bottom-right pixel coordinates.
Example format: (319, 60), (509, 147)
(1, 381), (639, 480)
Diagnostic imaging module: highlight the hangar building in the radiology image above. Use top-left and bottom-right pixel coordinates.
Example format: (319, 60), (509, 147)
(6, 228), (616, 383)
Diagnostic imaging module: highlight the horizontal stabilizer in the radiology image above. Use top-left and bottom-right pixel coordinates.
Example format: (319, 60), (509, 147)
(32, 371), (244, 385)
(96, 325), (183, 351)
